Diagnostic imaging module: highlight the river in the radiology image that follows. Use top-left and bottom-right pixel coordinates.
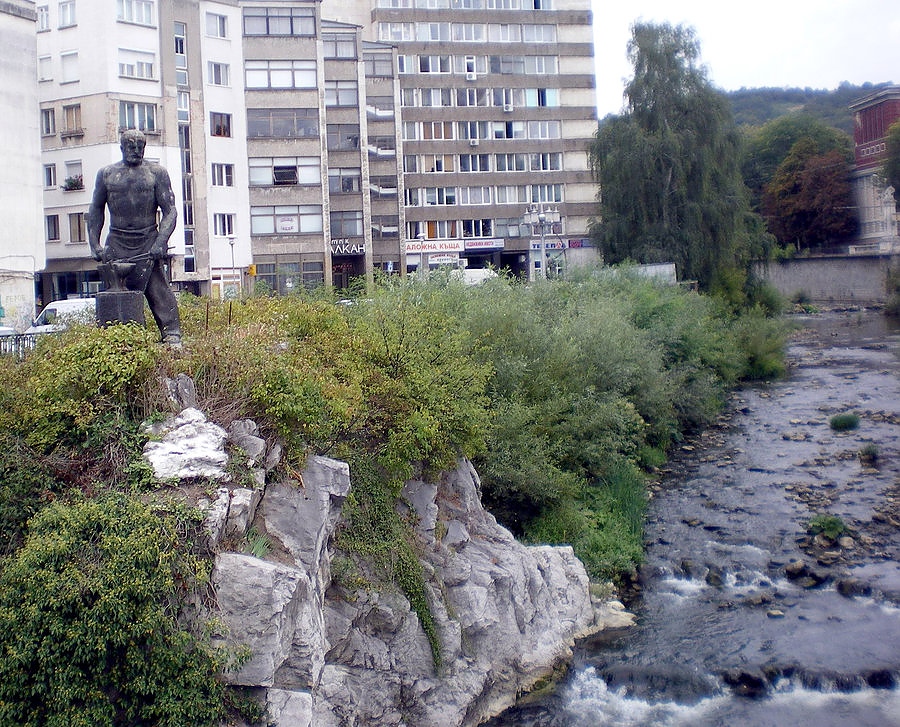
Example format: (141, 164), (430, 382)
(486, 310), (900, 727)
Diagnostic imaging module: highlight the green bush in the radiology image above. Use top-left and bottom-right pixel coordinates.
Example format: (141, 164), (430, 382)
(829, 413), (860, 431)
(807, 513), (847, 540)
(0, 496), (226, 727)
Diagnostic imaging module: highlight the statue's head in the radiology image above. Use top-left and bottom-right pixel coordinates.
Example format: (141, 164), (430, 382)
(120, 129), (147, 166)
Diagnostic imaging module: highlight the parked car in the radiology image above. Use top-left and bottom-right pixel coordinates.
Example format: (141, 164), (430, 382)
(25, 298), (96, 335)
(0, 326), (16, 337)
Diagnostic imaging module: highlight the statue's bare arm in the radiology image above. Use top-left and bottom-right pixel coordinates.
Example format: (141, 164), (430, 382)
(152, 167), (177, 259)
(87, 168), (108, 261)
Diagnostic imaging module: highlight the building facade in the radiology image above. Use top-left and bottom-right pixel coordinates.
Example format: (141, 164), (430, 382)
(32, 0), (597, 302)
(0, 0), (45, 328)
(849, 84), (900, 251)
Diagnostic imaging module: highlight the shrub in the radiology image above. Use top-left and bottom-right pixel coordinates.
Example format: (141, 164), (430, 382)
(0, 496), (226, 727)
(829, 413), (860, 431)
(807, 513), (847, 540)
(858, 443), (878, 465)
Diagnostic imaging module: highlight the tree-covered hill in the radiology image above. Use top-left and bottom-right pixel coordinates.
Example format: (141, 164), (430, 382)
(726, 81), (894, 134)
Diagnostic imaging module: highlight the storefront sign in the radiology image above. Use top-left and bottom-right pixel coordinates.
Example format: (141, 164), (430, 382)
(276, 216), (298, 233)
(464, 238), (504, 251)
(331, 239), (365, 255)
(530, 239), (568, 250)
(428, 253), (459, 265)
(405, 239), (465, 254)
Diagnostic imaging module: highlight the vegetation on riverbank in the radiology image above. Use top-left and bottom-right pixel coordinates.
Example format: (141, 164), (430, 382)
(0, 268), (787, 724)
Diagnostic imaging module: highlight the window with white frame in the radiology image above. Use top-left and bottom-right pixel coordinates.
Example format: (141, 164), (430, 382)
(213, 213), (235, 237)
(459, 153), (490, 172)
(495, 152), (526, 171)
(249, 156), (320, 186)
(117, 0), (153, 25)
(37, 5), (50, 31)
(492, 120), (526, 139)
(522, 24), (555, 42)
(525, 88), (559, 107)
(38, 55), (52, 81)
(403, 155), (418, 173)
(421, 88), (452, 107)
(247, 108), (318, 139)
(118, 50), (155, 79)
(458, 186), (491, 204)
(531, 183), (562, 203)
(58, 0), (76, 28)
(206, 12), (227, 37)
(208, 61), (230, 86)
(423, 121), (455, 140)
(64, 160), (83, 189)
(462, 218), (492, 237)
(525, 56), (557, 74)
(530, 152), (561, 171)
(43, 164), (57, 188)
(62, 104), (81, 133)
(487, 24), (520, 41)
(527, 120), (560, 139)
(250, 205), (323, 234)
(417, 22), (450, 41)
(119, 101), (156, 131)
(425, 187), (456, 205)
(211, 163), (234, 187)
(457, 87), (490, 106)
(60, 51), (79, 83)
(459, 120), (489, 140)
(451, 23), (484, 41)
(245, 60), (316, 89)
(41, 108), (56, 135)
(174, 21), (188, 84)
(494, 217), (525, 237)
(324, 81), (358, 107)
(371, 215), (400, 239)
(177, 91), (190, 122)
(425, 220), (458, 239)
(378, 22), (413, 41)
(424, 154), (455, 172)
(418, 55), (450, 73)
(495, 184), (528, 203)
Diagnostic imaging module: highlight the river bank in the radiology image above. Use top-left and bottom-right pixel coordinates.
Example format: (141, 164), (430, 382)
(486, 309), (900, 726)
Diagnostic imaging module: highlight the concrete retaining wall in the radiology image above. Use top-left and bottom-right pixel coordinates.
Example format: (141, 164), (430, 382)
(753, 255), (899, 306)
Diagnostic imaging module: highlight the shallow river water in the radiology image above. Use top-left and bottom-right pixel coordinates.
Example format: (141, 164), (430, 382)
(487, 310), (900, 727)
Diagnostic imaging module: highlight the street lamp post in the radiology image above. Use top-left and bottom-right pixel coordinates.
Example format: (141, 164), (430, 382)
(227, 236), (238, 298)
(523, 205), (561, 280)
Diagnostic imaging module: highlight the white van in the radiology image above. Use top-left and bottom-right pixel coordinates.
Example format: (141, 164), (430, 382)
(26, 298), (96, 335)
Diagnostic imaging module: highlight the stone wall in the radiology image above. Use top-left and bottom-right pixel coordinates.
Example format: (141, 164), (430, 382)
(753, 254), (899, 306)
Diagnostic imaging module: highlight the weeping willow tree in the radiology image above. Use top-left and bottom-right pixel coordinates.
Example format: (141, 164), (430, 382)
(590, 22), (770, 295)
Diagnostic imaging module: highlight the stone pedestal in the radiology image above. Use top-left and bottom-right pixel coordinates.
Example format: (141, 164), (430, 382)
(96, 290), (145, 327)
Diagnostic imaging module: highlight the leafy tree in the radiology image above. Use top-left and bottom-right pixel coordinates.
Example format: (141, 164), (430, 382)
(884, 119), (900, 193)
(760, 134), (857, 250)
(590, 22), (768, 293)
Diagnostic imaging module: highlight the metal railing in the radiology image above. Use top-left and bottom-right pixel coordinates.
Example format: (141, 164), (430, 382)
(0, 334), (40, 359)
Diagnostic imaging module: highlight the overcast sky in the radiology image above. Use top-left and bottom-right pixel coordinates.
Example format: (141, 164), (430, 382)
(592, 0), (900, 117)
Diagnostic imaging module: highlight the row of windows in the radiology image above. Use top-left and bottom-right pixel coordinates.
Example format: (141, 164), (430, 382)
(401, 54), (558, 76)
(406, 183), (561, 206)
(381, 22), (557, 42)
(38, 1), (159, 31)
(403, 87), (558, 108)
(40, 101), (156, 135)
(405, 151), (561, 173)
(45, 212), (86, 243)
(243, 7), (315, 37)
(404, 119), (561, 140)
(407, 215), (558, 240)
(376, 0), (552, 8)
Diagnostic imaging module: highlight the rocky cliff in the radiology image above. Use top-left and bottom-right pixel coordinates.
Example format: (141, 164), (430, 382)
(143, 396), (632, 726)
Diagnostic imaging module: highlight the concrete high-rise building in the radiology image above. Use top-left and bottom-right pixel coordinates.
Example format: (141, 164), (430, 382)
(325, 0), (599, 278)
(1, 0), (45, 328)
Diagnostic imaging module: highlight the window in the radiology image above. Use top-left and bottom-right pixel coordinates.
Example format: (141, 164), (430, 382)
(330, 210), (363, 237)
(247, 108), (318, 139)
(530, 152), (561, 171)
(323, 33), (356, 59)
(371, 215), (400, 239)
(213, 213), (235, 237)
(451, 23), (484, 41)
(183, 229), (195, 273)
(328, 167), (362, 194)
(369, 176), (398, 199)
(178, 124), (192, 173)
(459, 154), (490, 172)
(492, 120), (526, 139)
(210, 112), (231, 137)
(326, 124), (360, 151)
(462, 218), (493, 237)
(364, 53), (393, 77)
(211, 163), (234, 186)
(424, 187), (456, 205)
(495, 153), (527, 171)
(243, 7), (315, 36)
(522, 24), (555, 42)
(38, 55), (52, 81)
(118, 50), (155, 79)
(419, 55), (450, 73)
(43, 164), (57, 188)
(459, 186), (491, 204)
(117, 0), (153, 25)
(531, 183), (562, 203)
(58, 0), (76, 28)
(69, 212), (87, 243)
(368, 135), (396, 157)
(425, 154), (455, 172)
(245, 60), (316, 89)
(250, 205), (323, 235)
(182, 177), (193, 225)
(488, 23), (520, 42)
(60, 51), (79, 83)
(37, 5), (50, 31)
(418, 22), (450, 41)
(528, 120), (560, 139)
(525, 56), (557, 74)
(62, 104), (82, 135)
(421, 89), (452, 107)
(425, 220), (457, 239)
(403, 155), (418, 173)
(494, 217), (525, 237)
(325, 81), (358, 107)
(41, 108), (56, 136)
(120, 101), (156, 131)
(525, 88), (559, 107)
(378, 22), (414, 42)
(46, 214), (60, 241)
(495, 184), (528, 203)
(177, 91), (190, 122)
(174, 22), (188, 84)
(249, 156), (320, 186)
(423, 121), (455, 140)
(206, 12), (227, 37)
(64, 160), (83, 189)
(208, 61), (230, 86)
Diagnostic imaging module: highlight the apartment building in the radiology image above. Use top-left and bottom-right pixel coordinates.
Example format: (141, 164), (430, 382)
(33, 0), (597, 298)
(325, 0), (599, 278)
(0, 0), (45, 328)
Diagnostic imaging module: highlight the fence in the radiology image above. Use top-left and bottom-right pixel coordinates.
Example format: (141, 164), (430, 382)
(0, 334), (40, 359)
